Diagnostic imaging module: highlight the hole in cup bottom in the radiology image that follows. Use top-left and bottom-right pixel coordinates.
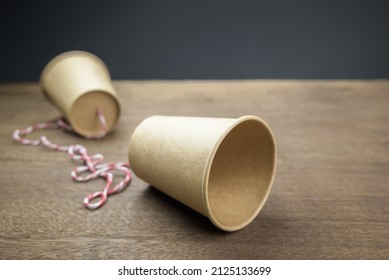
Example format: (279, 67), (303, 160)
(207, 119), (276, 231)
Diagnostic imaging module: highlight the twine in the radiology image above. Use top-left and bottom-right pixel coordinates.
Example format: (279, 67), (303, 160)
(12, 110), (131, 209)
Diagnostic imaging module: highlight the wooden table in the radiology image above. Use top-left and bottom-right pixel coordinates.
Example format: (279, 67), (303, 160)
(0, 80), (388, 259)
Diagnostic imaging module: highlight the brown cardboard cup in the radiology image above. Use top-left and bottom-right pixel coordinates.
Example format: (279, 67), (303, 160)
(40, 51), (120, 137)
(128, 115), (276, 231)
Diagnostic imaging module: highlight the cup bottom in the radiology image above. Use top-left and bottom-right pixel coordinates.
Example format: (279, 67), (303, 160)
(69, 90), (120, 137)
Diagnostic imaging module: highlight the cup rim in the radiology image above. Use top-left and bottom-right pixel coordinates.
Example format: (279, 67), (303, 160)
(202, 115), (277, 231)
(40, 50), (109, 85)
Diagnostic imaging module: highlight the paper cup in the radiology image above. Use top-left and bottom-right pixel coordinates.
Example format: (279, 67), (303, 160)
(128, 115), (277, 231)
(40, 51), (120, 137)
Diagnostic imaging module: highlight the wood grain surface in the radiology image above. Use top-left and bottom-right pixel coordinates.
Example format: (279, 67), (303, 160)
(0, 80), (388, 259)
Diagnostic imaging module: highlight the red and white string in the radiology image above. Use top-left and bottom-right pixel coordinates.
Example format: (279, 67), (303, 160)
(12, 110), (131, 209)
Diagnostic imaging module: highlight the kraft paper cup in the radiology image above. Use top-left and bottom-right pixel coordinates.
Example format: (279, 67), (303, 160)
(40, 51), (120, 137)
(128, 115), (277, 231)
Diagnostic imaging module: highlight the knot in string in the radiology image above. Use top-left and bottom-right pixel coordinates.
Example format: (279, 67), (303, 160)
(12, 109), (131, 209)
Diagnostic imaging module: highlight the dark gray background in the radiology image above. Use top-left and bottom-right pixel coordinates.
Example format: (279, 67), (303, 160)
(1, 0), (388, 81)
